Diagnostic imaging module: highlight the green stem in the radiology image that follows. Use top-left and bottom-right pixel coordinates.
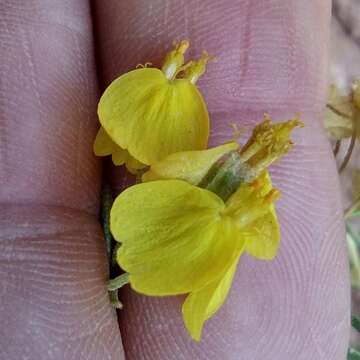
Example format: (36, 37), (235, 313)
(352, 315), (360, 333)
(333, 140), (341, 157)
(109, 289), (123, 309)
(101, 184), (114, 263)
(345, 196), (360, 219)
(339, 130), (356, 173)
(339, 107), (358, 173)
(199, 151), (248, 202)
(107, 273), (130, 291)
(347, 222), (360, 248)
(111, 243), (120, 270)
(348, 348), (360, 360)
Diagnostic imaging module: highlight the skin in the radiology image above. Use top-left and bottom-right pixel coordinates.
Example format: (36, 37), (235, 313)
(0, 0), (349, 359)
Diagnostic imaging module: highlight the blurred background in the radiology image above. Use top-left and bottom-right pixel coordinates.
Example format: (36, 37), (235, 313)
(330, 0), (360, 352)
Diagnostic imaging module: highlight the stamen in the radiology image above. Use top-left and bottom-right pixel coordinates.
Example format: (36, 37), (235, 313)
(239, 141), (265, 163)
(238, 114), (303, 180)
(229, 122), (243, 141)
(264, 189), (281, 204)
(250, 142), (293, 175)
(183, 51), (215, 84)
(173, 60), (194, 78)
(176, 40), (190, 54)
(136, 62), (152, 69)
(161, 39), (190, 80)
(107, 273), (130, 291)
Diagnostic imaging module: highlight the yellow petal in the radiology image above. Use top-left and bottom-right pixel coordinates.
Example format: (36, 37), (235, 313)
(110, 180), (244, 295)
(225, 171), (272, 215)
(93, 126), (117, 156)
(112, 147), (128, 166)
(98, 68), (209, 165)
(125, 155), (147, 174)
(182, 258), (239, 341)
(112, 148), (146, 172)
(243, 207), (280, 260)
(223, 171), (280, 259)
(93, 126), (146, 170)
(142, 142), (239, 185)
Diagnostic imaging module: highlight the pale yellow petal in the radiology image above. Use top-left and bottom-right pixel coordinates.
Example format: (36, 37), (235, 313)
(142, 142), (239, 185)
(327, 84), (353, 117)
(323, 108), (353, 140)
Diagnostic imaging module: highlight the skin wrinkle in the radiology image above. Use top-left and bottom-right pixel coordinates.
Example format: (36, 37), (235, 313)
(93, 0), (350, 359)
(0, 205), (125, 360)
(0, 0), (100, 214)
(0, 1), (125, 359)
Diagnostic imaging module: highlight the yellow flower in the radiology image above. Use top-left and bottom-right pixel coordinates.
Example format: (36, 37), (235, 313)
(110, 115), (301, 341)
(94, 40), (212, 169)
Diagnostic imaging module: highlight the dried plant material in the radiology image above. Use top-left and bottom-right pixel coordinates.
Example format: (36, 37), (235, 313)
(326, 81), (360, 173)
(353, 169), (360, 201)
(324, 84), (354, 140)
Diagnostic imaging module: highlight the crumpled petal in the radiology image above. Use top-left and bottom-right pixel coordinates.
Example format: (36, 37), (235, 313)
(182, 258), (239, 341)
(110, 180), (245, 295)
(142, 142), (239, 184)
(93, 127), (146, 171)
(98, 68), (209, 165)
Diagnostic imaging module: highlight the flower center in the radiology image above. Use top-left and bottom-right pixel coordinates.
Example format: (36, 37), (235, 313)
(199, 115), (303, 202)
